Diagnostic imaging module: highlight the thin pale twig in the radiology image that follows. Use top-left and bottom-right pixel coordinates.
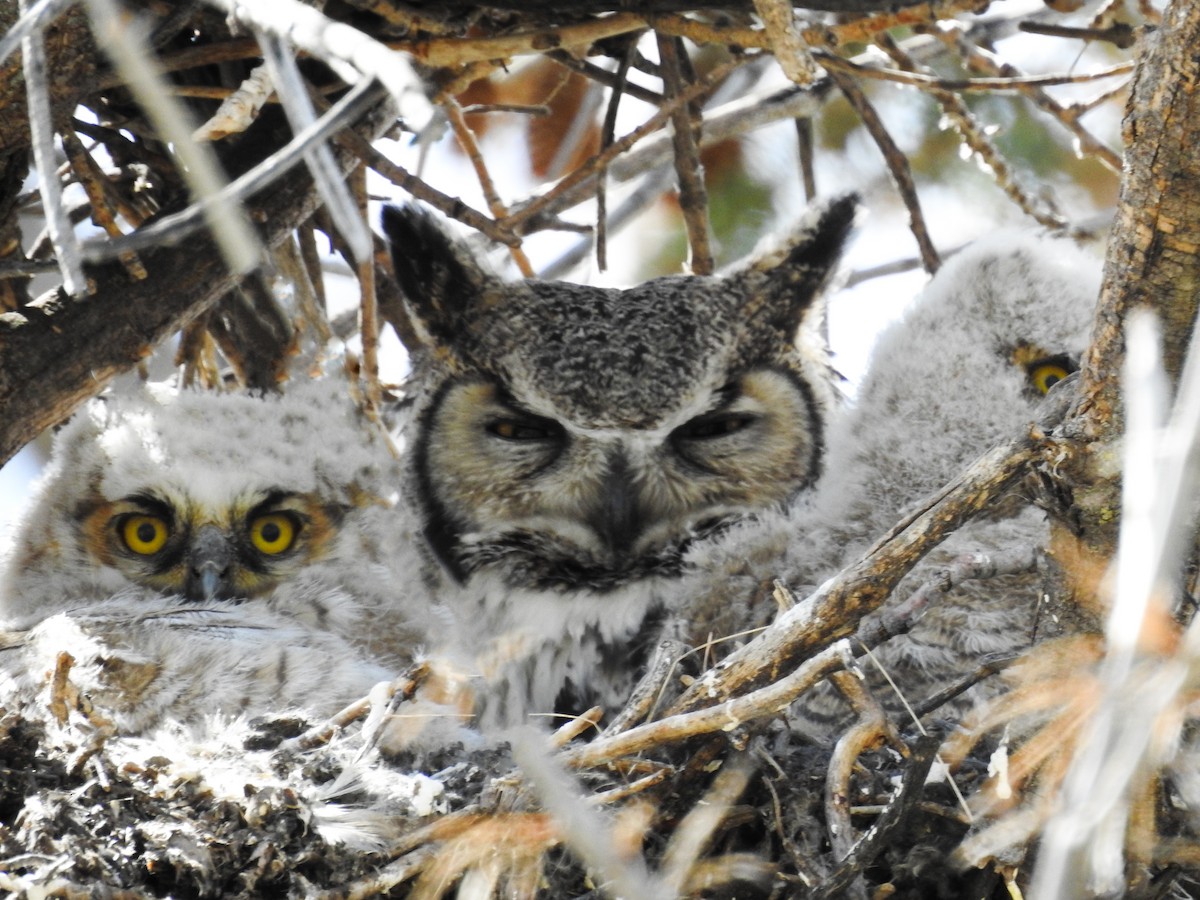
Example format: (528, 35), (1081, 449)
(22, 0), (87, 296)
(0, 0), (76, 68)
(819, 51), (1135, 93)
(671, 434), (1043, 716)
(876, 32), (1068, 233)
(202, 0), (432, 129)
(509, 727), (669, 900)
(564, 638), (850, 770)
(603, 638), (688, 737)
(259, 32), (372, 262)
(550, 706), (604, 748)
(937, 23), (1123, 174)
(79, 79), (385, 262)
(660, 754), (755, 894)
(86, 0), (261, 276)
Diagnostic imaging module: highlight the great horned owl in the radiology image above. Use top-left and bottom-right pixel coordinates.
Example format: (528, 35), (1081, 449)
(383, 197), (859, 726)
(0, 377), (421, 729)
(676, 231), (1099, 733)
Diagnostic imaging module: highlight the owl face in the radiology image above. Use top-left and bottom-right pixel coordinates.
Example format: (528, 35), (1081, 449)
(384, 198), (858, 592)
(1, 379), (402, 624)
(76, 484), (342, 602)
(417, 367), (823, 589)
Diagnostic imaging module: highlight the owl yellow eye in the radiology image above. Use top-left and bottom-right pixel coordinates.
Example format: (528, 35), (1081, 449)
(1028, 359), (1074, 395)
(250, 514), (297, 555)
(121, 515), (169, 555)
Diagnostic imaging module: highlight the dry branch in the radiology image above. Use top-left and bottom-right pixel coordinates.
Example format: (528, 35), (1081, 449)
(0, 92), (398, 467)
(828, 67), (939, 272)
(671, 435), (1043, 714)
(655, 32), (713, 274)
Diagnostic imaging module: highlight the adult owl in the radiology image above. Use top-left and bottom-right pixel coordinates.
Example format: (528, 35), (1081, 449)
(0, 377), (422, 730)
(383, 196), (860, 727)
(676, 231), (1099, 733)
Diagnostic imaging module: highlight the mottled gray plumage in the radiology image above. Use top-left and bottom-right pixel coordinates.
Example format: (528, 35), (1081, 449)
(384, 198), (859, 725)
(673, 231), (1100, 735)
(0, 378), (422, 730)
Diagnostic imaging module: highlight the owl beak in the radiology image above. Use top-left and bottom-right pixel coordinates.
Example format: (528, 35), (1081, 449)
(185, 524), (234, 602)
(590, 453), (644, 559)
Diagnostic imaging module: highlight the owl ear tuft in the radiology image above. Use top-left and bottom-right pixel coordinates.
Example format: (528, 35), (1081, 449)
(730, 192), (860, 342)
(381, 205), (496, 349)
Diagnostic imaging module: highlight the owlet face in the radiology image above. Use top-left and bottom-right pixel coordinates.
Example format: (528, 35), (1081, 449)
(385, 198), (859, 593)
(76, 484), (341, 602)
(2, 380), (398, 622)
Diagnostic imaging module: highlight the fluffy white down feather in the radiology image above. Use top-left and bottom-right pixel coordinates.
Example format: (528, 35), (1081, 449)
(673, 231), (1101, 732)
(0, 377), (435, 732)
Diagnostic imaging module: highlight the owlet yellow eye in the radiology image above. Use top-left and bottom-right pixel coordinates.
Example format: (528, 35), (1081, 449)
(1029, 362), (1071, 395)
(122, 515), (169, 555)
(250, 514), (296, 555)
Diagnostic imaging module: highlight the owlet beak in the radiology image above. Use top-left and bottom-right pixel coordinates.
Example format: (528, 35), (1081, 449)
(185, 524), (234, 602)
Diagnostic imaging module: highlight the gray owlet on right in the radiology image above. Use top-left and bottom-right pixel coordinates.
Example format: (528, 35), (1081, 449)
(673, 231), (1099, 735)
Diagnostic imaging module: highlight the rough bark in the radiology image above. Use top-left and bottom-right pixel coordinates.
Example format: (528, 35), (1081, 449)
(1038, 5), (1200, 635)
(0, 97), (396, 467)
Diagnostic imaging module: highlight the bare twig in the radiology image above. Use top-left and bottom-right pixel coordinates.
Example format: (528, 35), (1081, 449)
(936, 23), (1123, 174)
(875, 32), (1069, 233)
(504, 57), (744, 233)
(0, 0), (75, 68)
(1019, 20), (1137, 49)
(660, 754), (755, 894)
(752, 0), (818, 84)
(509, 727), (668, 900)
(548, 50), (664, 106)
(796, 117), (816, 201)
(672, 435), (1043, 715)
(441, 96), (535, 276)
(203, 0), (432, 129)
(819, 52), (1135, 93)
(602, 638), (688, 736)
(550, 706), (603, 748)
(565, 639), (850, 770)
(809, 734), (943, 900)
(59, 131), (147, 280)
(86, 0), (262, 276)
(594, 39), (635, 271)
(79, 79), (385, 262)
(655, 32), (713, 274)
(828, 68), (939, 272)
(259, 32), (372, 262)
(21, 0), (87, 296)
(395, 13), (647, 68)
(824, 667), (895, 900)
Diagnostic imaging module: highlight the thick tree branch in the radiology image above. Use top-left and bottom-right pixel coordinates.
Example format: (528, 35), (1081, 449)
(1038, 3), (1200, 633)
(670, 435), (1041, 714)
(0, 97), (397, 468)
